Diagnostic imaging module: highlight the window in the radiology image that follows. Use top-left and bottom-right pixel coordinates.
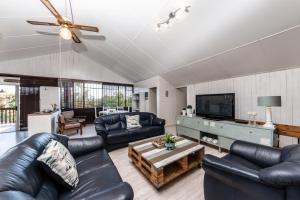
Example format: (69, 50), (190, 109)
(102, 84), (118, 108)
(84, 82), (102, 108)
(59, 79), (133, 110)
(126, 86), (133, 107)
(74, 82), (84, 108)
(60, 80), (73, 110)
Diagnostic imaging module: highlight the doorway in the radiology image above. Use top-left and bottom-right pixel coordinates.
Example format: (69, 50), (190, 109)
(149, 87), (157, 115)
(0, 84), (19, 133)
(176, 87), (187, 115)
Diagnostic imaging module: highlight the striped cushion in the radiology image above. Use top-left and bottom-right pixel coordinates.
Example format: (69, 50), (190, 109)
(37, 140), (79, 189)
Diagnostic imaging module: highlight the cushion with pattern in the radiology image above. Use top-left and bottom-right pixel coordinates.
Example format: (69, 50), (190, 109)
(37, 140), (79, 189)
(126, 115), (142, 129)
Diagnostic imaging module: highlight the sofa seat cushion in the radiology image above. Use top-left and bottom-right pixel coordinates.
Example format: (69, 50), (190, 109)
(75, 150), (113, 174)
(59, 163), (122, 200)
(35, 177), (59, 200)
(129, 126), (163, 141)
(64, 123), (81, 129)
(106, 130), (130, 145)
(223, 154), (262, 171)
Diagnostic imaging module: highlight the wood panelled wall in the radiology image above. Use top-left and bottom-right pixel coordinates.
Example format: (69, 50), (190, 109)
(187, 68), (300, 147)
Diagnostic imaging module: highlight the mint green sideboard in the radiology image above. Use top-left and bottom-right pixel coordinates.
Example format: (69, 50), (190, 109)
(176, 115), (276, 151)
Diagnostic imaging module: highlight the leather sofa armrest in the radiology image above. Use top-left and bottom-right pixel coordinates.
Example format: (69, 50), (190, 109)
(259, 161), (300, 186)
(82, 182), (134, 200)
(0, 191), (35, 200)
(203, 154), (260, 182)
(153, 118), (165, 126)
(95, 122), (108, 139)
(68, 136), (104, 157)
(230, 140), (282, 167)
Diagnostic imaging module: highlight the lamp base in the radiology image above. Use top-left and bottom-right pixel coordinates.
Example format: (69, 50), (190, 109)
(263, 107), (275, 129)
(263, 122), (275, 129)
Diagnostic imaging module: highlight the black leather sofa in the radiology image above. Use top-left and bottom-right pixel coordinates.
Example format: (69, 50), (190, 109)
(95, 112), (165, 151)
(203, 140), (300, 200)
(0, 133), (134, 200)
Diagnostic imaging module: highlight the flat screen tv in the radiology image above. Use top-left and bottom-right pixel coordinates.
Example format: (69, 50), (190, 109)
(196, 93), (235, 120)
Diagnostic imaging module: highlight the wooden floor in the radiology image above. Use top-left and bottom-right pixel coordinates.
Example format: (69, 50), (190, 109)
(109, 126), (226, 200)
(0, 125), (226, 200)
(110, 145), (224, 200)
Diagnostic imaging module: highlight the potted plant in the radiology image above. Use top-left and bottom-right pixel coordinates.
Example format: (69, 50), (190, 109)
(187, 105), (193, 116)
(163, 133), (176, 150)
(182, 108), (186, 116)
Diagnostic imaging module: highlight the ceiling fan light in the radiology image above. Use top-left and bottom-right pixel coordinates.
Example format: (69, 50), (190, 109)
(60, 27), (72, 40)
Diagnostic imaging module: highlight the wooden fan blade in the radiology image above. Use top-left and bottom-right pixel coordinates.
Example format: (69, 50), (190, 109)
(71, 24), (99, 32)
(36, 31), (59, 36)
(40, 0), (63, 21)
(81, 35), (106, 41)
(71, 31), (81, 43)
(27, 20), (59, 26)
(71, 42), (88, 53)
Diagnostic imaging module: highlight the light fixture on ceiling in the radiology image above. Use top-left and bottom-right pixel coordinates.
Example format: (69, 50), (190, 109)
(59, 26), (72, 40)
(27, 0), (99, 43)
(156, 5), (191, 31)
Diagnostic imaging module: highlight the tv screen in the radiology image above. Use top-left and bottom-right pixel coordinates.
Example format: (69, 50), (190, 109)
(196, 93), (235, 120)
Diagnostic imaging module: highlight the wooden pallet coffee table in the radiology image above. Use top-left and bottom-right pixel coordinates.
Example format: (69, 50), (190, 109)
(128, 136), (205, 189)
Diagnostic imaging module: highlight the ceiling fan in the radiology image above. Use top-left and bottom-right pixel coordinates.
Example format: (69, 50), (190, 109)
(27, 0), (99, 43)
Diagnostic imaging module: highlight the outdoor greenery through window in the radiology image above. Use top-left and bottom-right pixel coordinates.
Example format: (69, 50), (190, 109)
(60, 79), (133, 110)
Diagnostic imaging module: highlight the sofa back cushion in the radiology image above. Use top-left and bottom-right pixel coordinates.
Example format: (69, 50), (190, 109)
(121, 112), (155, 127)
(141, 114), (155, 126)
(281, 144), (300, 162)
(0, 133), (67, 198)
(102, 114), (126, 131)
(98, 112), (158, 131)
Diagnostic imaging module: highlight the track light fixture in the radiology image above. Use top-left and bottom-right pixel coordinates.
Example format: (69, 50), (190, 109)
(156, 5), (191, 31)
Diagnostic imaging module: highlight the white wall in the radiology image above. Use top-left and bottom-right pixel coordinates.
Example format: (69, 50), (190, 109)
(187, 68), (300, 146)
(135, 76), (179, 126)
(0, 51), (132, 84)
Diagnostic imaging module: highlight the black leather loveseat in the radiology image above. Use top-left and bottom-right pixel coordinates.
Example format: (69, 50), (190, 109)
(203, 140), (300, 200)
(95, 112), (165, 151)
(0, 133), (134, 200)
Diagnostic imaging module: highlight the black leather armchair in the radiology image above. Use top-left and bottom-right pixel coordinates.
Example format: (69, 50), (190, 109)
(0, 133), (134, 200)
(203, 140), (300, 200)
(95, 112), (165, 151)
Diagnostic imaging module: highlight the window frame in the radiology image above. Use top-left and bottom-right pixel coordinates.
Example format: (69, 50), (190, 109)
(59, 79), (133, 110)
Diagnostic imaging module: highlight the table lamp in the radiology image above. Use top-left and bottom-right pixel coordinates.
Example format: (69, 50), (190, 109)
(257, 96), (281, 128)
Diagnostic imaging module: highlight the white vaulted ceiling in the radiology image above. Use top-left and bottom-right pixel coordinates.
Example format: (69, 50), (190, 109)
(1, 0), (300, 85)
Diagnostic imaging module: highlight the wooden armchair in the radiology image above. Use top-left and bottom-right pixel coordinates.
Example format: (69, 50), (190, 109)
(61, 110), (86, 127)
(58, 114), (83, 135)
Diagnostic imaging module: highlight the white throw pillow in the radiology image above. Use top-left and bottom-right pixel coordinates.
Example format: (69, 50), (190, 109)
(37, 140), (79, 189)
(126, 115), (142, 129)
